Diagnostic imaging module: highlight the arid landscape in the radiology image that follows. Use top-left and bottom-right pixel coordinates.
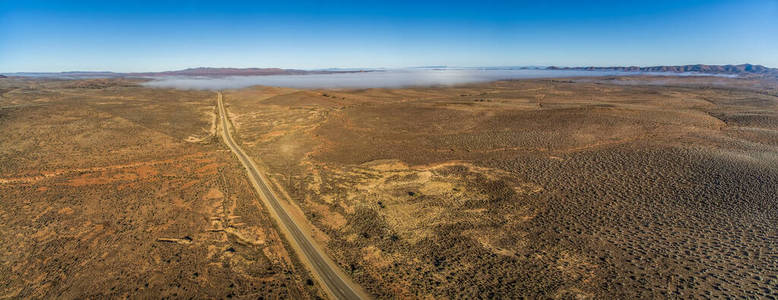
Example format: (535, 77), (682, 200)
(3, 73), (775, 298)
(5, 0), (778, 298)
(222, 75), (778, 298)
(0, 78), (320, 298)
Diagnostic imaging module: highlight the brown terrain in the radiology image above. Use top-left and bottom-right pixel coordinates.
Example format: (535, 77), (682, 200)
(222, 75), (778, 298)
(0, 78), (320, 298)
(2, 74), (777, 298)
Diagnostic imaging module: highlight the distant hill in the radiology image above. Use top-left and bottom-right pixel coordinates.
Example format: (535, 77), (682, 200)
(548, 64), (778, 76)
(2, 68), (360, 78)
(0, 75), (7, 78)
(133, 67), (314, 76)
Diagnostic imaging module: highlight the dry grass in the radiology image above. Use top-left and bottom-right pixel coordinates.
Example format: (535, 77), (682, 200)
(225, 76), (778, 298)
(0, 78), (319, 299)
(3, 75), (776, 298)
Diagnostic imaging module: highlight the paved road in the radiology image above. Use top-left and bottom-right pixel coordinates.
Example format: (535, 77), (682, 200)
(216, 92), (366, 300)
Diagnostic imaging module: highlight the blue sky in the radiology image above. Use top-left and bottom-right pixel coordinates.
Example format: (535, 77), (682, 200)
(1, 0), (776, 72)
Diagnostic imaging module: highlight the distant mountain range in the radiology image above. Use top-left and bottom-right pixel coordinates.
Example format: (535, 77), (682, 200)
(134, 67), (316, 76)
(3, 64), (776, 79)
(1, 67), (360, 78)
(547, 64), (777, 76)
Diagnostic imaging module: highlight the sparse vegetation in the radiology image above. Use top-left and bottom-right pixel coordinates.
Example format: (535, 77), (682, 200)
(2, 75), (777, 298)
(225, 76), (778, 298)
(0, 78), (319, 299)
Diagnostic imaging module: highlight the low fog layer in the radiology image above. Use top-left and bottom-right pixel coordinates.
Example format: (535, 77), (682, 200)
(141, 69), (637, 90)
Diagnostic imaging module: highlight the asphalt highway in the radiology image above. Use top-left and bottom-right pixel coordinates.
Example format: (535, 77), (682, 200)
(216, 92), (366, 300)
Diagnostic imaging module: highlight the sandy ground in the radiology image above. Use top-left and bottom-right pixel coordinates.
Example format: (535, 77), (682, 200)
(2, 75), (777, 298)
(0, 78), (320, 299)
(224, 76), (778, 298)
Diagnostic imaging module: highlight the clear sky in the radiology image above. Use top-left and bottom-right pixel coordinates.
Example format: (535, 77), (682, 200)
(1, 0), (776, 72)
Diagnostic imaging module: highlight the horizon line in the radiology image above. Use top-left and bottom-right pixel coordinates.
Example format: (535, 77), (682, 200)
(2, 62), (774, 74)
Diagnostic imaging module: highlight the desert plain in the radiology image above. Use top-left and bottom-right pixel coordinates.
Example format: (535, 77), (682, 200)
(1, 75), (777, 298)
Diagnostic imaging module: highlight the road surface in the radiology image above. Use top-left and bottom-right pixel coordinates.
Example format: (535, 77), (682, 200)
(216, 92), (367, 300)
